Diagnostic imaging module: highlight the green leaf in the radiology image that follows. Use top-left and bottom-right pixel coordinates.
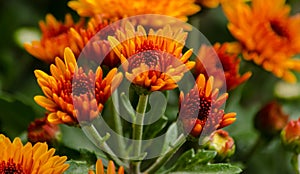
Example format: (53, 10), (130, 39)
(65, 160), (90, 174)
(189, 150), (217, 166)
(161, 122), (178, 154)
(143, 115), (168, 139)
(0, 96), (37, 138)
(171, 163), (242, 174)
(171, 149), (195, 171)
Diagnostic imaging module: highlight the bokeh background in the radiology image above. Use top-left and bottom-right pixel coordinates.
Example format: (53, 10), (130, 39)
(1, 0), (300, 173)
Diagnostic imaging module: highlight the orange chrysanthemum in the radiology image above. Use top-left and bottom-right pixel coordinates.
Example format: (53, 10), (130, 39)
(24, 14), (85, 63)
(70, 15), (120, 68)
(0, 134), (69, 173)
(34, 48), (123, 125)
(196, 0), (250, 8)
(196, 0), (221, 8)
(27, 115), (60, 145)
(108, 22), (195, 93)
(195, 42), (252, 91)
(88, 159), (124, 174)
(222, 0), (300, 83)
(179, 74), (236, 137)
(68, 0), (200, 22)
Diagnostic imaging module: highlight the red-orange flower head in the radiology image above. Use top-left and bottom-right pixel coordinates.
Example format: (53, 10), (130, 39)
(281, 118), (300, 154)
(179, 74), (236, 137)
(24, 14), (85, 63)
(222, 0), (300, 83)
(27, 115), (60, 145)
(69, 15), (120, 68)
(108, 22), (195, 93)
(254, 101), (289, 138)
(195, 42), (252, 91)
(34, 48), (123, 125)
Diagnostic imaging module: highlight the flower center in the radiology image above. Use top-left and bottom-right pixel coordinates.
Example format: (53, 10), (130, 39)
(270, 20), (288, 38)
(198, 96), (212, 121)
(72, 79), (93, 96)
(0, 159), (24, 174)
(129, 50), (161, 71)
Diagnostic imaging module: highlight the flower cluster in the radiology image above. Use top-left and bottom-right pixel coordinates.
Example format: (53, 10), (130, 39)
(2, 0), (300, 173)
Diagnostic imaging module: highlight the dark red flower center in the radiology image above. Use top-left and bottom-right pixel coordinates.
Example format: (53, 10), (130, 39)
(0, 159), (24, 174)
(270, 20), (288, 38)
(198, 96), (212, 121)
(129, 50), (161, 71)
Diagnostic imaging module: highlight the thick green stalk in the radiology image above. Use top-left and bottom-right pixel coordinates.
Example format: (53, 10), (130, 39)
(131, 94), (149, 173)
(111, 91), (126, 159)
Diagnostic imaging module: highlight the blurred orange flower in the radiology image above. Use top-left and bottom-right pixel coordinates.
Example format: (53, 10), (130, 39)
(0, 134), (69, 173)
(27, 115), (60, 145)
(108, 22), (195, 93)
(195, 42), (252, 91)
(222, 0), (300, 83)
(34, 48), (123, 125)
(68, 0), (200, 22)
(179, 74), (236, 137)
(24, 14), (85, 63)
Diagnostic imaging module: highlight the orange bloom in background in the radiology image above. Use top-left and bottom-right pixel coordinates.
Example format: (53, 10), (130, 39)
(70, 15), (120, 68)
(24, 14), (85, 63)
(196, 0), (221, 8)
(88, 159), (124, 174)
(34, 48), (123, 125)
(179, 74), (236, 137)
(254, 100), (289, 137)
(195, 42), (252, 91)
(196, 0), (250, 8)
(68, 0), (200, 22)
(27, 115), (60, 145)
(222, 0), (300, 83)
(0, 134), (69, 173)
(108, 22), (195, 93)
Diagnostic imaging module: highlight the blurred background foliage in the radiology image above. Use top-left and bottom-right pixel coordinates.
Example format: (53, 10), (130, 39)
(1, 0), (300, 173)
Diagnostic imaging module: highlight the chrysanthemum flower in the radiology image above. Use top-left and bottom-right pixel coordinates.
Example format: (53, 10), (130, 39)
(179, 74), (236, 137)
(195, 42), (252, 91)
(196, 0), (221, 8)
(254, 101), (289, 137)
(88, 159), (124, 174)
(222, 0), (300, 83)
(27, 115), (60, 145)
(70, 15), (120, 68)
(0, 134), (69, 173)
(68, 0), (200, 22)
(34, 47), (123, 125)
(196, 0), (250, 8)
(108, 22), (195, 93)
(24, 14), (85, 63)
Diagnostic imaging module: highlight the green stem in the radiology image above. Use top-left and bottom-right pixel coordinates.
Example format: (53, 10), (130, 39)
(83, 124), (129, 171)
(131, 94), (149, 174)
(291, 153), (300, 174)
(112, 91), (126, 159)
(142, 134), (186, 174)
